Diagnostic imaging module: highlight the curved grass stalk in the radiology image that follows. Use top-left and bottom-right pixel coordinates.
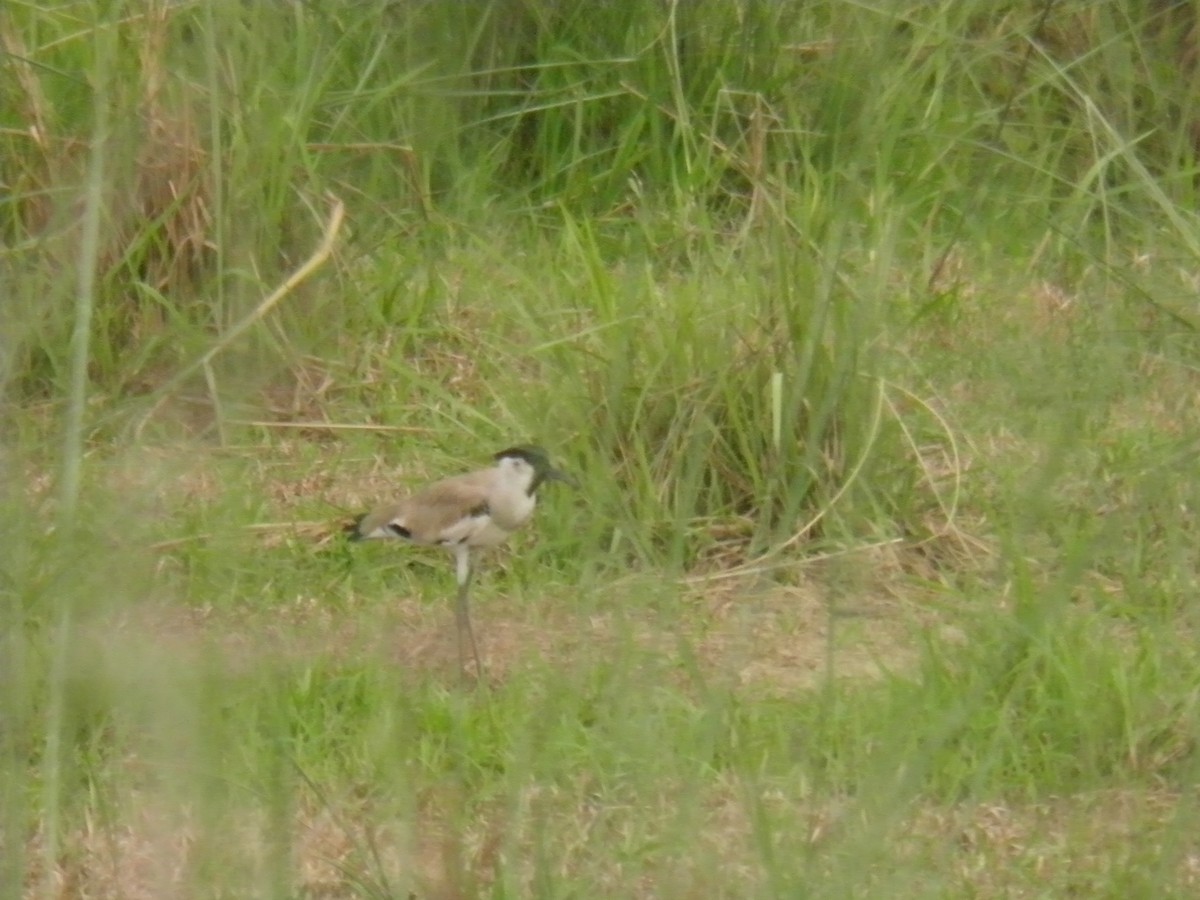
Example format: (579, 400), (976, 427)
(133, 194), (346, 439)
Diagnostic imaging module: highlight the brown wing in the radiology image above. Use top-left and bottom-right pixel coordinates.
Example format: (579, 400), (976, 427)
(355, 470), (494, 544)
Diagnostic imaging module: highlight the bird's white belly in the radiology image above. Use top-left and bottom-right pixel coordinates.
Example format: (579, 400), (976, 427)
(466, 519), (513, 547)
(438, 514), (513, 549)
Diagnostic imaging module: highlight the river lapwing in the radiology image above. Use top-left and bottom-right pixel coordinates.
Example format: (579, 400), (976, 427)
(346, 446), (577, 677)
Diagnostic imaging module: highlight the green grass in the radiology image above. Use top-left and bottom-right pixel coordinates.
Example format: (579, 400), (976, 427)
(5, 0), (1200, 896)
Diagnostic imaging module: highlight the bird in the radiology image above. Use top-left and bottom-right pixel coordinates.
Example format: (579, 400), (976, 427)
(346, 446), (577, 677)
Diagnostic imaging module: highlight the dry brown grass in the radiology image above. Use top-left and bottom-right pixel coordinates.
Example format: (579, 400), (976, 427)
(897, 789), (1200, 897)
(22, 760), (1199, 898)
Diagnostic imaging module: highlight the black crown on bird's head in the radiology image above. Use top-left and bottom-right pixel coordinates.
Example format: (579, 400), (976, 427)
(494, 445), (551, 467)
(494, 445), (578, 491)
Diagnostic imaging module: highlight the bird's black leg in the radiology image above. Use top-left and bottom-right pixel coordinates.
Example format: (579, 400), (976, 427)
(453, 546), (481, 679)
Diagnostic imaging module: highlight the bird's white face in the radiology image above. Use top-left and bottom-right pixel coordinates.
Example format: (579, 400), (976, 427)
(495, 455), (537, 494)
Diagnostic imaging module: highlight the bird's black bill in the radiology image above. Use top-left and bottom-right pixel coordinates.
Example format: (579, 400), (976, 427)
(546, 467), (580, 488)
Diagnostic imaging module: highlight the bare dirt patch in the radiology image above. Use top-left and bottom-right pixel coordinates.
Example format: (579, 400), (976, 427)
(101, 552), (939, 694)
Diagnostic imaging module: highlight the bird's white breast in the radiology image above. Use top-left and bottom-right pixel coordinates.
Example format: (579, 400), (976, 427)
(485, 479), (537, 531)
